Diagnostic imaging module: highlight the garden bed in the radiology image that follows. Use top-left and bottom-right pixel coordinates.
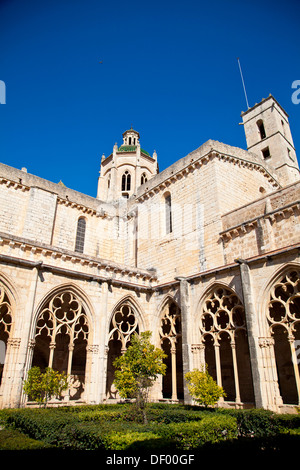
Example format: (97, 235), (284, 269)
(0, 403), (300, 455)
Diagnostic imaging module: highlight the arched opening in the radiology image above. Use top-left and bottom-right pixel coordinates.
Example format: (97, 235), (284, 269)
(141, 173), (147, 185)
(121, 171), (131, 192)
(32, 290), (89, 401)
(160, 300), (183, 400)
(75, 217), (86, 253)
(267, 269), (300, 405)
(257, 119), (266, 140)
(200, 286), (254, 405)
(0, 283), (12, 386)
(164, 192), (173, 235)
(106, 302), (139, 399)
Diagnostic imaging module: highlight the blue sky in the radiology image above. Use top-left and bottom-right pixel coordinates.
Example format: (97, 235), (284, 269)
(0, 0), (299, 197)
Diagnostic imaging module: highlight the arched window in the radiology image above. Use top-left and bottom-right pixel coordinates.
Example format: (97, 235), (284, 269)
(0, 283), (12, 386)
(141, 173), (147, 185)
(106, 302), (139, 398)
(165, 193), (172, 234)
(199, 286), (254, 404)
(267, 269), (300, 405)
(75, 217), (86, 253)
(121, 171), (131, 192)
(257, 119), (266, 140)
(160, 300), (183, 400)
(32, 290), (89, 401)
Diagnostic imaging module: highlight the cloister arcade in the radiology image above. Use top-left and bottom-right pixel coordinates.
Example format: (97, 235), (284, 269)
(0, 266), (299, 409)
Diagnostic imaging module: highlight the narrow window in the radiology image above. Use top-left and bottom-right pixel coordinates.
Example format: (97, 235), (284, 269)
(262, 147), (270, 159)
(75, 217), (86, 253)
(141, 173), (147, 185)
(129, 137), (132, 145)
(165, 194), (173, 234)
(257, 120), (266, 140)
(122, 171), (131, 191)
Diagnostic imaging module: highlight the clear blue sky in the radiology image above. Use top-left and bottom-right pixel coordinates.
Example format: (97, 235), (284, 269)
(0, 0), (299, 197)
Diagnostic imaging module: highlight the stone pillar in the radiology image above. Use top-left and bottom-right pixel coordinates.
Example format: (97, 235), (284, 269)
(176, 277), (192, 404)
(13, 264), (41, 407)
(236, 259), (265, 408)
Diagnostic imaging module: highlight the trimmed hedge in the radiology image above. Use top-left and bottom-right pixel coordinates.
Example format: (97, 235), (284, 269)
(154, 415), (238, 449)
(1, 404), (299, 451)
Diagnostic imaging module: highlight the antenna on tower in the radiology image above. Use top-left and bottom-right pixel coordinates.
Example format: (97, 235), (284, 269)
(237, 57), (249, 109)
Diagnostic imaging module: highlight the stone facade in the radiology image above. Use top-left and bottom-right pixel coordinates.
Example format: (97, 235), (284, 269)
(0, 95), (299, 411)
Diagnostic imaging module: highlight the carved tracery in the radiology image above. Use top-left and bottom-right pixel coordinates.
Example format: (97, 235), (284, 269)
(159, 300), (183, 400)
(267, 269), (300, 404)
(200, 286), (253, 403)
(0, 283), (12, 384)
(106, 301), (139, 398)
(33, 290), (89, 400)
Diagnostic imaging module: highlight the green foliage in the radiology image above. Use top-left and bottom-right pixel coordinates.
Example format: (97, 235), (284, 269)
(185, 367), (226, 407)
(1, 403), (300, 452)
(155, 415), (238, 449)
(113, 331), (167, 422)
(0, 428), (52, 450)
(220, 408), (281, 437)
(23, 366), (69, 407)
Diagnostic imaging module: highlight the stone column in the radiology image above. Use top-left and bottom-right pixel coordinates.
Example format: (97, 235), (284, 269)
(235, 259), (264, 408)
(176, 277), (192, 404)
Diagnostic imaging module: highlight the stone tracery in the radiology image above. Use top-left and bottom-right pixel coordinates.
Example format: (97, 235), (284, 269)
(267, 269), (300, 404)
(199, 286), (254, 404)
(32, 290), (89, 400)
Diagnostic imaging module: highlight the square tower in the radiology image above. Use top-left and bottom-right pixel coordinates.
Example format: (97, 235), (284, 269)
(241, 95), (299, 186)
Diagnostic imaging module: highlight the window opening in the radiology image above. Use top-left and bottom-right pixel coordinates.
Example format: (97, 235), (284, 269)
(165, 194), (173, 234)
(75, 217), (86, 253)
(257, 120), (266, 140)
(121, 171), (131, 192)
(262, 147), (270, 159)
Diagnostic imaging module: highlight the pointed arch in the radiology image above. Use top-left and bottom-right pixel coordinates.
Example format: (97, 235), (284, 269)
(0, 275), (16, 386)
(197, 282), (254, 404)
(106, 295), (144, 399)
(262, 264), (300, 405)
(30, 283), (93, 402)
(158, 295), (183, 400)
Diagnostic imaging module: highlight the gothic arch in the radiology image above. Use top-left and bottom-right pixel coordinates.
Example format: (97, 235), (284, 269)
(106, 295), (144, 399)
(0, 275), (16, 387)
(196, 282), (254, 404)
(30, 283), (93, 402)
(158, 295), (183, 400)
(261, 264), (300, 405)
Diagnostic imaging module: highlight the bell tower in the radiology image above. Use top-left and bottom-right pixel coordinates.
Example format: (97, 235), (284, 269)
(241, 95), (299, 185)
(97, 128), (158, 202)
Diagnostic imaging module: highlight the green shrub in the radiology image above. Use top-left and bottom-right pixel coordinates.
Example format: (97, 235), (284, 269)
(0, 428), (51, 450)
(220, 408), (281, 437)
(156, 414), (238, 449)
(102, 431), (162, 450)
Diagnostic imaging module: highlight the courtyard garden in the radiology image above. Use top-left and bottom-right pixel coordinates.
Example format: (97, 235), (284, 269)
(1, 402), (300, 457)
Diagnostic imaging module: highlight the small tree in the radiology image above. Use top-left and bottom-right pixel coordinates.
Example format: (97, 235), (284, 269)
(185, 366), (226, 407)
(23, 366), (69, 407)
(113, 331), (167, 423)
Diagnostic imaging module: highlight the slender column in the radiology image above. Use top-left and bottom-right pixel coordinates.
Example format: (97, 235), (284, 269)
(214, 341), (222, 388)
(171, 344), (177, 401)
(231, 339), (241, 403)
(48, 342), (56, 369)
(290, 336), (300, 405)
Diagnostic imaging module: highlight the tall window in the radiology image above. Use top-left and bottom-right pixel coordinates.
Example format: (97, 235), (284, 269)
(121, 171), (131, 192)
(165, 193), (173, 234)
(257, 119), (266, 140)
(141, 173), (147, 185)
(32, 290), (89, 401)
(75, 217), (86, 253)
